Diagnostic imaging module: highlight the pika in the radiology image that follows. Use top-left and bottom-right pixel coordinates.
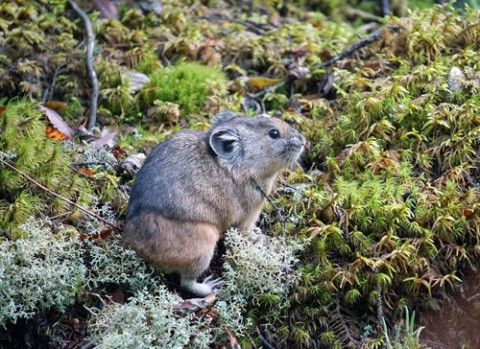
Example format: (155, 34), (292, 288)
(123, 111), (305, 296)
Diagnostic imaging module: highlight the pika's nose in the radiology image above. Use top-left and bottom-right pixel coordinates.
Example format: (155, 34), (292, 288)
(292, 133), (306, 147)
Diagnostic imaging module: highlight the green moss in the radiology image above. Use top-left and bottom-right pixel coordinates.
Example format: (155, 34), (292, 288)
(0, 100), (91, 238)
(142, 62), (228, 116)
(271, 6), (480, 347)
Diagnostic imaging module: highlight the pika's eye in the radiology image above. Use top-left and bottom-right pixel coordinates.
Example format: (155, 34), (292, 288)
(268, 129), (280, 139)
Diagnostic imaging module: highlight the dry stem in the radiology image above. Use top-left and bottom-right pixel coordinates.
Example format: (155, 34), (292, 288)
(67, 0), (99, 131)
(315, 24), (404, 70)
(0, 158), (122, 232)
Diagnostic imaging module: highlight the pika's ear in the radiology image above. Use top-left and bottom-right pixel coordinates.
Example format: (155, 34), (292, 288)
(209, 129), (241, 160)
(211, 110), (239, 127)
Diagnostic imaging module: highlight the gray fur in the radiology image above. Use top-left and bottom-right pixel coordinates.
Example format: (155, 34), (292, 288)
(124, 111), (305, 296)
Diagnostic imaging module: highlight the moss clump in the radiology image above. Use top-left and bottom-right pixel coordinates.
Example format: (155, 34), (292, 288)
(267, 5), (480, 348)
(141, 62), (228, 116)
(0, 100), (91, 238)
(0, 0), (83, 101)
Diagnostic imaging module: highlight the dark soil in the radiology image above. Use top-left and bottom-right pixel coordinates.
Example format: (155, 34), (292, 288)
(0, 304), (91, 349)
(420, 271), (480, 349)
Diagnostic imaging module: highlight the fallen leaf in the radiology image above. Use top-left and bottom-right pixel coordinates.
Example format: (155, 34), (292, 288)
(76, 125), (97, 143)
(45, 126), (70, 140)
(173, 294), (216, 314)
(240, 76), (283, 89)
(91, 0), (119, 19)
(0, 106), (6, 116)
(289, 66), (310, 80)
(76, 168), (96, 176)
(39, 104), (74, 139)
(92, 126), (118, 148)
(113, 145), (128, 160)
(197, 43), (222, 66)
(132, 0), (162, 15)
(224, 326), (241, 349)
(464, 208), (474, 219)
(122, 70), (150, 92)
(319, 70), (336, 96)
(319, 48), (333, 61)
(109, 287), (126, 304)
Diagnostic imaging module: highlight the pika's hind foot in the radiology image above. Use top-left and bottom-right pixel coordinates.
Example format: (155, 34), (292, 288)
(203, 275), (223, 289)
(181, 275), (223, 297)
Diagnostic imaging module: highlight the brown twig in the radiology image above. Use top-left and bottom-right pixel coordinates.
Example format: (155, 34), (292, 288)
(68, 0), (99, 132)
(256, 327), (275, 349)
(314, 24), (404, 70)
(0, 158), (122, 232)
(198, 297), (218, 323)
(42, 64), (65, 103)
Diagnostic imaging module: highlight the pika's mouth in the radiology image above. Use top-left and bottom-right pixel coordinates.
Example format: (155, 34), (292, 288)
(282, 142), (305, 167)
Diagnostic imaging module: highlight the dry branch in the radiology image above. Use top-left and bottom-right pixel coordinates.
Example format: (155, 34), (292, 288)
(0, 158), (121, 232)
(314, 24), (404, 70)
(68, 0), (99, 131)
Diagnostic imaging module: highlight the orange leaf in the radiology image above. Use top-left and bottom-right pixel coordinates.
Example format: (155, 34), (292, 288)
(76, 168), (95, 176)
(39, 105), (74, 139)
(45, 126), (69, 140)
(0, 106), (5, 116)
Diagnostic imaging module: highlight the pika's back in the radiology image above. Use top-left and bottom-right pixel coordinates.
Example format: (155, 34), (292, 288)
(126, 130), (216, 220)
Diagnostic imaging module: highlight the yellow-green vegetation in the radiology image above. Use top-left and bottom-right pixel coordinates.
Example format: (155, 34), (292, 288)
(0, 100), (92, 238)
(277, 6), (480, 349)
(1, 0), (480, 348)
(142, 62), (228, 115)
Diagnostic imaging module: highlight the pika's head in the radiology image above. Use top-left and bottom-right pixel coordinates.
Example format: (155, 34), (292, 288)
(208, 111), (306, 178)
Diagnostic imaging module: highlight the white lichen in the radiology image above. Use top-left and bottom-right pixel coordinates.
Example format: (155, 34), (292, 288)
(0, 218), (86, 326)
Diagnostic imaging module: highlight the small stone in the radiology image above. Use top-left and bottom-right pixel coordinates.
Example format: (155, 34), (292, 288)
(123, 70), (151, 92)
(447, 66), (466, 92)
